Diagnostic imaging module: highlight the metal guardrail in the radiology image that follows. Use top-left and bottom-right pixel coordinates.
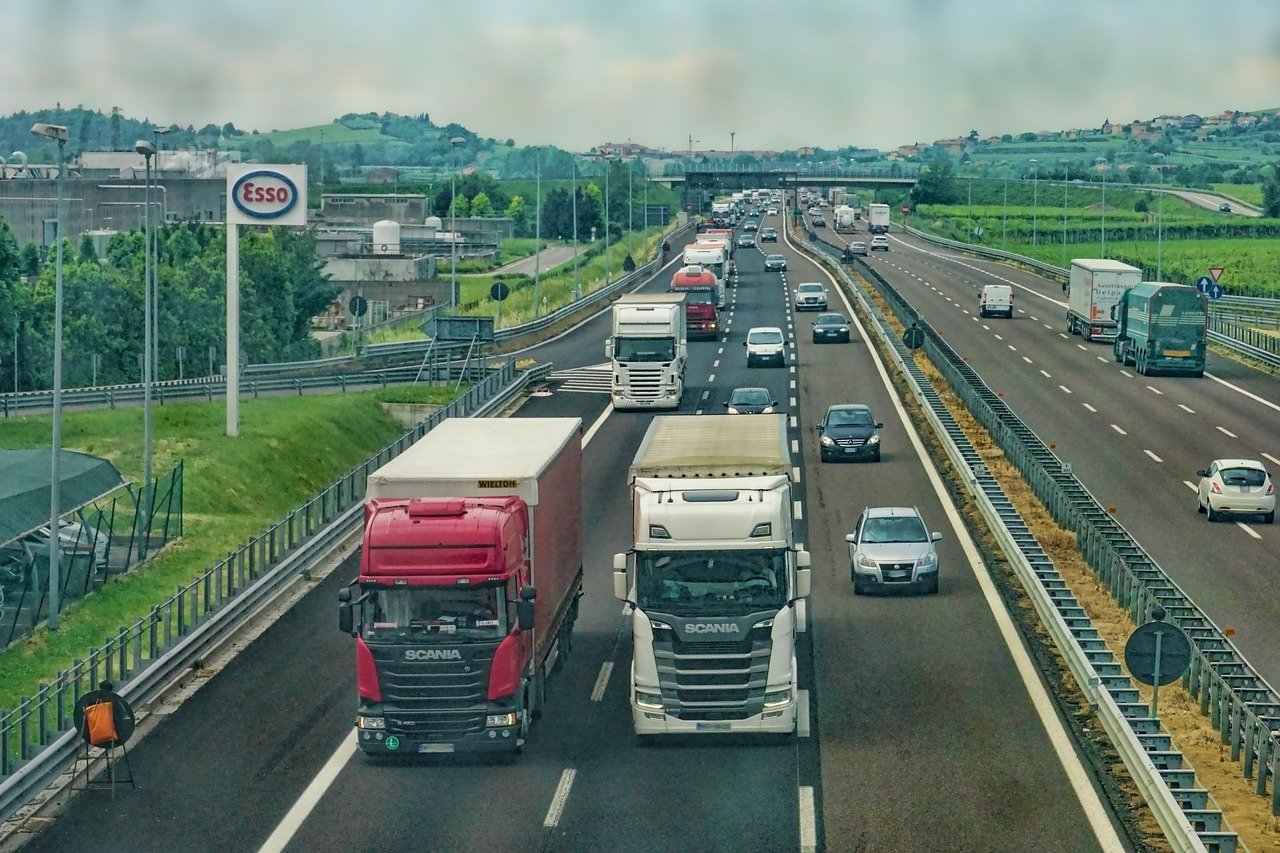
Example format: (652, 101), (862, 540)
(896, 223), (1280, 369)
(804, 237), (1232, 851)
(807, 234), (1278, 835)
(0, 359), (544, 824)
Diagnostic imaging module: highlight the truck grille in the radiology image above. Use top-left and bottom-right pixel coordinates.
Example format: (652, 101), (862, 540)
(621, 366), (666, 401)
(651, 627), (771, 720)
(371, 644), (495, 741)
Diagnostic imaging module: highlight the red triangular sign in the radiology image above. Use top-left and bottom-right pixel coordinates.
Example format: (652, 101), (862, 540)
(1209, 267), (1224, 283)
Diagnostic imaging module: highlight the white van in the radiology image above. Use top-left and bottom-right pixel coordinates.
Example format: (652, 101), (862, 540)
(979, 284), (1014, 319)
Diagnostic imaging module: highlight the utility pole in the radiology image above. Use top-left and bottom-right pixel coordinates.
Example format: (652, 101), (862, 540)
(730, 131), (735, 153)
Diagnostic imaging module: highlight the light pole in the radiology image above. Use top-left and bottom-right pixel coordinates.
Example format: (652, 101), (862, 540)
(571, 156), (580, 300)
(1060, 159), (1069, 268)
(1000, 162), (1009, 248)
(602, 152), (614, 282)
(533, 148), (542, 316)
(135, 139), (156, 545)
(1154, 153), (1165, 280)
(449, 135), (465, 310)
(1097, 156), (1107, 258)
(150, 127), (170, 386)
(627, 156), (633, 233)
(32, 121), (67, 631)
(1029, 158), (1039, 247)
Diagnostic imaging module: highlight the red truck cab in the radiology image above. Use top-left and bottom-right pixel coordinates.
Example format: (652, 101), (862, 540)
(669, 265), (720, 340)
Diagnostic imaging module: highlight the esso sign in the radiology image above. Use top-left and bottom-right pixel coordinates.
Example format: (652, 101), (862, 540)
(231, 170), (299, 220)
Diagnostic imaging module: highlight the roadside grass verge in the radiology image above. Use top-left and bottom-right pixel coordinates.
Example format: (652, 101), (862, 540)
(0, 387), (457, 710)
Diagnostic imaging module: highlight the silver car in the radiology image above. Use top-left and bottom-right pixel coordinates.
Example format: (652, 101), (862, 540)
(846, 506), (941, 595)
(793, 282), (828, 312)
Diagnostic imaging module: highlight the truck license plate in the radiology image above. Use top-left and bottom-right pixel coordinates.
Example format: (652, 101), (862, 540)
(418, 743), (454, 754)
(695, 722), (731, 732)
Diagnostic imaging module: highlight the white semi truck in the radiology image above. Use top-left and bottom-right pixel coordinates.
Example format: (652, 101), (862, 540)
(867, 203), (890, 234)
(1066, 258), (1143, 342)
(613, 415), (811, 738)
(834, 205), (858, 232)
(607, 294), (687, 410)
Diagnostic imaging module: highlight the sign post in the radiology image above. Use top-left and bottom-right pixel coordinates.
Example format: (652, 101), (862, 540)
(225, 164), (307, 436)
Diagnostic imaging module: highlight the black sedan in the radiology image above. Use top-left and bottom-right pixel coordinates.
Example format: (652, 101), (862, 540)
(724, 387), (778, 414)
(817, 404), (883, 462)
(812, 312), (851, 343)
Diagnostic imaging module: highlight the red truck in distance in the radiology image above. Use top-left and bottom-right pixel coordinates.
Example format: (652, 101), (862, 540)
(338, 417), (583, 757)
(669, 264), (720, 340)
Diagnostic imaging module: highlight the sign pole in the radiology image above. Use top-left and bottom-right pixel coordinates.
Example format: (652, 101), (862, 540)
(227, 221), (240, 436)
(1150, 630), (1163, 719)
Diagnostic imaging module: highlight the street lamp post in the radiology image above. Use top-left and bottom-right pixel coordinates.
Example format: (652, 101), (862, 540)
(1154, 153), (1165, 280)
(603, 153), (613, 282)
(135, 139), (156, 548)
(449, 136), (465, 310)
(150, 127), (170, 386)
(1029, 159), (1039, 247)
(627, 156), (633, 233)
(534, 149), (542, 316)
(1061, 159), (1069, 268)
(571, 157), (580, 300)
(1000, 162), (1009, 248)
(1097, 156), (1107, 258)
(32, 121), (67, 631)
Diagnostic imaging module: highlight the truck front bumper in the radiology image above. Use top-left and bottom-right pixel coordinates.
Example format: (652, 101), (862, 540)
(612, 391), (681, 410)
(631, 697), (796, 735)
(355, 712), (524, 755)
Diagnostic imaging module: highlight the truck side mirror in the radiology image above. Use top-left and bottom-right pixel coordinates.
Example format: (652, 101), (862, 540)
(613, 553), (630, 602)
(338, 602), (354, 635)
(795, 568), (812, 600)
(520, 585), (537, 601)
(338, 586), (352, 603)
(742, 341), (748, 347)
(604, 340), (614, 359)
(796, 549), (811, 568)
(516, 600), (535, 631)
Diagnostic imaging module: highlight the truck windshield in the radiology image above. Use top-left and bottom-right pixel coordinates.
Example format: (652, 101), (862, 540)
(635, 550), (788, 615)
(615, 337), (676, 362)
(362, 585), (505, 639)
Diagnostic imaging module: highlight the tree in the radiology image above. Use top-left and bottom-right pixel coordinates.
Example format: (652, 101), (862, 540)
(506, 195), (529, 236)
(18, 242), (41, 277)
(470, 191), (495, 217)
(448, 194), (471, 218)
(78, 233), (99, 264)
(1263, 168), (1280, 217)
(911, 156), (959, 205)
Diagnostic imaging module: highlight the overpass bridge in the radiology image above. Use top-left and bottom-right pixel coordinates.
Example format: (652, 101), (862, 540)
(652, 166), (919, 211)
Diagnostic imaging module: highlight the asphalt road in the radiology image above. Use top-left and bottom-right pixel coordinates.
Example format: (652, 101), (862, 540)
(814, 222), (1280, 685)
(1160, 188), (1261, 217)
(16, 210), (1121, 852)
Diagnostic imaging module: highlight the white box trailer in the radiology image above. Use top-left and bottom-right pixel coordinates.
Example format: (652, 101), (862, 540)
(1067, 259), (1143, 342)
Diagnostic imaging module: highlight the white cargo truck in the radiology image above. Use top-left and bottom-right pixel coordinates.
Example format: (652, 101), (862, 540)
(1067, 258), (1143, 342)
(613, 415), (811, 738)
(867, 203), (890, 234)
(607, 294), (687, 410)
(834, 205), (858, 232)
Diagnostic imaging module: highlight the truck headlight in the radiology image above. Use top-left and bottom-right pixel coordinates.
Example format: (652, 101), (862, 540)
(635, 691), (664, 710)
(764, 689), (792, 708)
(820, 435), (834, 447)
(486, 712), (519, 727)
(356, 715), (385, 730)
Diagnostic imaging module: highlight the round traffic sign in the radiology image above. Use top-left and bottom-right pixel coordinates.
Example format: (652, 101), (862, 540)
(1208, 283), (1224, 300)
(903, 324), (925, 350)
(1195, 275), (1212, 294)
(1124, 620), (1191, 686)
(490, 281), (511, 302)
(348, 295), (368, 317)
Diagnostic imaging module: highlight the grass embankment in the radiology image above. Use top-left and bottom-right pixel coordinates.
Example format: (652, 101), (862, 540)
(1211, 183), (1263, 206)
(0, 386), (458, 710)
(366, 227), (666, 345)
(453, 237), (543, 273)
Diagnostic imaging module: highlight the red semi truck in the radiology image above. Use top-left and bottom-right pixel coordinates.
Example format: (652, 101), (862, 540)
(669, 264), (720, 340)
(338, 417), (583, 756)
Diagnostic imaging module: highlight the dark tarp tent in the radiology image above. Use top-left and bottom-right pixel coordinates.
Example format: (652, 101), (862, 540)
(0, 449), (127, 545)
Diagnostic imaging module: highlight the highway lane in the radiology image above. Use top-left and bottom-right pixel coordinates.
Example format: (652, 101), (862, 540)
(834, 226), (1280, 685)
(780, 215), (1116, 850)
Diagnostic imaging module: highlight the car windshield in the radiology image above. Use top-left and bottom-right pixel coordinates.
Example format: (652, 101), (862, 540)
(816, 315), (847, 326)
(1219, 467), (1267, 487)
(767, 255), (784, 263)
(798, 284), (824, 293)
(749, 330), (784, 344)
(731, 388), (770, 405)
(362, 585), (505, 639)
(861, 516), (928, 544)
(827, 408), (873, 427)
(635, 550), (788, 615)
(615, 336), (676, 362)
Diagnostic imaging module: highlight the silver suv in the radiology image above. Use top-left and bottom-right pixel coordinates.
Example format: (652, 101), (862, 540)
(793, 282), (828, 312)
(846, 506), (941, 595)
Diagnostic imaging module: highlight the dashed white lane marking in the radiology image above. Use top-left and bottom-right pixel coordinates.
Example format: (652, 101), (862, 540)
(717, 347), (724, 355)
(1146, 385), (1162, 395)
(544, 769), (577, 827)
(1178, 404), (1195, 414)
(708, 373), (716, 383)
(1120, 370), (1133, 378)
(1216, 426), (1237, 438)
(790, 379), (797, 389)
(713, 359), (720, 368)
(1182, 480), (1198, 492)
(1076, 344), (1088, 351)
(1263, 452), (1280, 466)
(799, 787), (817, 853)
(1059, 385), (1072, 394)
(1096, 356), (1108, 363)
(792, 466), (801, 482)
(1144, 449), (1163, 463)
(1058, 333), (1069, 339)
(701, 390), (709, 400)
(791, 439), (800, 454)
(793, 500), (803, 520)
(790, 396), (798, 407)
(590, 661), (614, 702)
(1008, 345), (1017, 351)
(797, 689), (811, 737)
(1083, 403), (1097, 412)
(1040, 369), (1052, 379)
(1022, 356), (1033, 364)
(1111, 424), (1127, 435)
(993, 334), (1004, 341)
(1237, 523), (1262, 540)
(790, 415), (798, 428)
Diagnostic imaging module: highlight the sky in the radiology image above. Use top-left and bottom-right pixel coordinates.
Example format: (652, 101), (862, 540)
(3, 0), (1279, 153)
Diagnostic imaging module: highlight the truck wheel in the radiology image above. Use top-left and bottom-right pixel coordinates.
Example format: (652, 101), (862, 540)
(1137, 351), (1149, 376)
(1082, 326), (1092, 342)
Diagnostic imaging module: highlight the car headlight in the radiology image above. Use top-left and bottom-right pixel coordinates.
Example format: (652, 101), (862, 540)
(820, 435), (834, 447)
(356, 715), (385, 730)
(838, 326), (849, 332)
(762, 406), (774, 414)
(764, 689), (792, 708)
(917, 551), (938, 568)
(856, 552), (877, 570)
(727, 406), (740, 414)
(866, 434), (880, 444)
(486, 711), (519, 727)
(635, 691), (664, 710)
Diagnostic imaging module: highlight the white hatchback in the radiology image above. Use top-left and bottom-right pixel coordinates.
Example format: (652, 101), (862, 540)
(1196, 459), (1275, 523)
(744, 326), (786, 368)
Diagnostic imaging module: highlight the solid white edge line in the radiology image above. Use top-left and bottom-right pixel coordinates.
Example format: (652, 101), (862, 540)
(798, 786), (817, 853)
(543, 768), (577, 828)
(590, 661), (614, 702)
(1205, 371), (1280, 414)
(820, 239), (1125, 852)
(257, 732), (358, 853)
(582, 403), (613, 448)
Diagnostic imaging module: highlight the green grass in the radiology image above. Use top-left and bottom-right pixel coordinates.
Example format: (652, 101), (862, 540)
(1212, 183), (1263, 206)
(228, 122), (402, 148)
(0, 389), (455, 709)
